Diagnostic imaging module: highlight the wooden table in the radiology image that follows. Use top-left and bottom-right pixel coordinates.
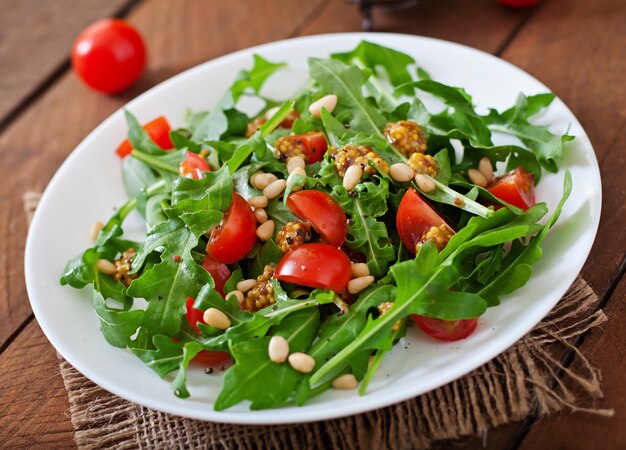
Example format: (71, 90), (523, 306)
(1, 0), (624, 448)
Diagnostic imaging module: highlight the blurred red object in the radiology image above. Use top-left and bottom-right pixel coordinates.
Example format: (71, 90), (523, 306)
(72, 19), (146, 94)
(498, 0), (541, 8)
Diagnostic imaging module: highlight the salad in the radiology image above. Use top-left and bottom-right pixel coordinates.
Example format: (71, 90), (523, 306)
(61, 41), (573, 411)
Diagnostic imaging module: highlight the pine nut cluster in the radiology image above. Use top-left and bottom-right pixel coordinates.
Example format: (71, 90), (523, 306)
(330, 144), (390, 178)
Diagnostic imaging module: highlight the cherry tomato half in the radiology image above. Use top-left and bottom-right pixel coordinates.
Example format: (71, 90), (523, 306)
(287, 190), (347, 246)
(116, 116), (174, 158)
(206, 192), (257, 264)
(396, 188), (449, 253)
(487, 167), (535, 211)
(294, 132), (328, 163)
(184, 298), (231, 367)
(179, 152), (210, 179)
(72, 19), (146, 94)
(276, 243), (352, 292)
(411, 315), (479, 341)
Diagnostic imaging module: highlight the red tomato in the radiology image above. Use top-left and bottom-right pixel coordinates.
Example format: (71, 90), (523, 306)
(279, 111), (300, 129)
(286, 190), (347, 246)
(116, 116), (174, 158)
(184, 298), (231, 367)
(295, 132), (328, 163)
(498, 0), (541, 8)
(72, 19), (146, 94)
(412, 315), (479, 341)
(200, 254), (231, 298)
(179, 152), (210, 179)
(487, 167), (535, 211)
(276, 243), (352, 292)
(396, 188), (449, 253)
(206, 192), (257, 264)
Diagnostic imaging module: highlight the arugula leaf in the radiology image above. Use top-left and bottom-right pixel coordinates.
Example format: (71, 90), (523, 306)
(131, 334), (184, 378)
(483, 93), (574, 172)
(93, 290), (144, 348)
(331, 178), (396, 277)
(124, 110), (165, 155)
(122, 157), (160, 202)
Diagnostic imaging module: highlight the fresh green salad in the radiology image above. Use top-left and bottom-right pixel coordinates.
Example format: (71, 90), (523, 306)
(61, 41), (573, 410)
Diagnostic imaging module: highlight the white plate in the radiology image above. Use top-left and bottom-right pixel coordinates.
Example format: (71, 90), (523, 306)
(24, 33), (601, 424)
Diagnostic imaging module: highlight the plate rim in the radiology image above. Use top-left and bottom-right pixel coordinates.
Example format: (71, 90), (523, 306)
(24, 31), (602, 424)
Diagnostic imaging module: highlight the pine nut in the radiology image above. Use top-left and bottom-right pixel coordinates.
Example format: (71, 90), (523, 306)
(202, 307), (231, 330)
(287, 156), (306, 174)
(237, 279), (257, 293)
(95, 259), (117, 275)
(348, 275), (375, 294)
(256, 220), (275, 241)
(248, 196), (268, 208)
(343, 165), (362, 191)
(268, 336), (290, 363)
(414, 173), (436, 193)
(286, 166), (306, 192)
(225, 290), (244, 304)
(264, 106), (280, 120)
(478, 157), (494, 182)
(251, 172), (277, 190)
(89, 221), (104, 241)
(254, 208), (268, 223)
(468, 168), (488, 188)
(263, 179), (287, 199)
(389, 163), (415, 182)
(351, 262), (370, 278)
(332, 373), (358, 390)
(288, 352), (316, 373)
(308, 94), (338, 118)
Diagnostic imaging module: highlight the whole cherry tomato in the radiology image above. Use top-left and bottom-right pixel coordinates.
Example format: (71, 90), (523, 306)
(179, 152), (210, 179)
(276, 243), (352, 292)
(206, 192), (257, 264)
(487, 167), (535, 211)
(286, 190), (347, 246)
(396, 188), (450, 253)
(116, 116), (173, 157)
(412, 315), (479, 341)
(72, 19), (146, 94)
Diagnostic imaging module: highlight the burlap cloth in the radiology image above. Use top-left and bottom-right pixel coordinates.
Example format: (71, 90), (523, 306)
(24, 191), (614, 449)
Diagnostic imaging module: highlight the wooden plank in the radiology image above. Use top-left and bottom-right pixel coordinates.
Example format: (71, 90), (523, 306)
(0, 320), (76, 449)
(498, 0), (626, 294)
(517, 274), (626, 450)
(0, 0), (131, 126)
(0, 0), (328, 351)
(298, 0), (532, 54)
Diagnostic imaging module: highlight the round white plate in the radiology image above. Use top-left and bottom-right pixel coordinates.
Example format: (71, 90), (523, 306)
(24, 33), (601, 424)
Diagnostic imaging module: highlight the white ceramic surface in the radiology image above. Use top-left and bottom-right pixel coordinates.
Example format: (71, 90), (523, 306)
(24, 33), (601, 424)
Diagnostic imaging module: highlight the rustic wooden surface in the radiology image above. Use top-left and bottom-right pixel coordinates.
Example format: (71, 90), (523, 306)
(0, 0), (623, 448)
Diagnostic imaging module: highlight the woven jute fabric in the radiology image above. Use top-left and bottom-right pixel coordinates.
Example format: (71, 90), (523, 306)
(24, 192), (614, 449)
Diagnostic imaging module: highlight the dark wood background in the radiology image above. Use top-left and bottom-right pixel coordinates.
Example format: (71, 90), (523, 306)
(0, 0), (624, 448)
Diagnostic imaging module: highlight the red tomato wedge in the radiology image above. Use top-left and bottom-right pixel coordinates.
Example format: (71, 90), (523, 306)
(276, 243), (352, 292)
(396, 188), (449, 253)
(206, 192), (257, 264)
(201, 254), (231, 298)
(411, 315), (478, 341)
(179, 152), (210, 180)
(286, 190), (347, 246)
(116, 116), (174, 158)
(295, 132), (328, 163)
(487, 167), (535, 211)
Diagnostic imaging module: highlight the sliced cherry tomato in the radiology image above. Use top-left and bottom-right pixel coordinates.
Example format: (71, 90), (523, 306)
(279, 110), (300, 129)
(184, 298), (231, 367)
(498, 0), (541, 8)
(412, 315), (478, 341)
(201, 254), (231, 297)
(206, 192), (257, 264)
(487, 167), (535, 211)
(276, 243), (352, 292)
(72, 19), (146, 94)
(286, 190), (347, 246)
(179, 152), (210, 180)
(396, 188), (449, 253)
(295, 132), (328, 163)
(116, 116), (174, 158)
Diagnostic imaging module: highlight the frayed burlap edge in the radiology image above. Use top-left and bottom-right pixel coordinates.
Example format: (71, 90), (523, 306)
(24, 191), (614, 450)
